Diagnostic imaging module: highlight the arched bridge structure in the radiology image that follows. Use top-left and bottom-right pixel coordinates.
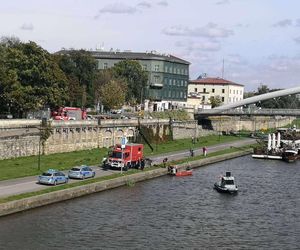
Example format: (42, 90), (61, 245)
(196, 86), (300, 117)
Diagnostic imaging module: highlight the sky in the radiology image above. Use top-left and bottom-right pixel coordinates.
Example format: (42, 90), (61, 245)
(1, 0), (300, 91)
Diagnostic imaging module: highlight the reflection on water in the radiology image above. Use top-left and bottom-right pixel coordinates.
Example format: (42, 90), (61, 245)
(0, 156), (299, 249)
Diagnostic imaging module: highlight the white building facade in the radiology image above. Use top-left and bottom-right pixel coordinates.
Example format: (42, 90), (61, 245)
(187, 77), (244, 110)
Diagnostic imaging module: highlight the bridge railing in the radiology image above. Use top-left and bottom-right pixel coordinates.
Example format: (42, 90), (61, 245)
(196, 108), (300, 116)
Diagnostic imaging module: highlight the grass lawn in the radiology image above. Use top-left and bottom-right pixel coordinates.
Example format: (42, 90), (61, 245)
(0, 144), (253, 204)
(0, 135), (248, 181)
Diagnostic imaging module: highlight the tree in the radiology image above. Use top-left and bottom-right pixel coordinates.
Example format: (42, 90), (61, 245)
(209, 96), (222, 108)
(55, 50), (97, 107)
(0, 38), (68, 117)
(99, 79), (127, 110)
(113, 60), (148, 104)
(93, 69), (114, 110)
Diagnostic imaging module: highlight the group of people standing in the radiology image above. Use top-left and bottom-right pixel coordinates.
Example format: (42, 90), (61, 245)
(189, 146), (207, 157)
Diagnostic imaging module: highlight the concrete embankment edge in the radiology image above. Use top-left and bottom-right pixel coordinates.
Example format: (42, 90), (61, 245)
(0, 150), (251, 217)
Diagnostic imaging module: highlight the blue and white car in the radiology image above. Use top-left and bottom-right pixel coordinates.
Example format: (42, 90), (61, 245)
(68, 165), (95, 180)
(37, 169), (69, 185)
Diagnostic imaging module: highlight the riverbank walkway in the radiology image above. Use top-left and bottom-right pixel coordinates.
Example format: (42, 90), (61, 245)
(0, 138), (255, 198)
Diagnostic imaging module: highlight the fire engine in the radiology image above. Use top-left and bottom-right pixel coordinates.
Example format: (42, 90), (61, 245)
(105, 143), (145, 171)
(51, 107), (87, 121)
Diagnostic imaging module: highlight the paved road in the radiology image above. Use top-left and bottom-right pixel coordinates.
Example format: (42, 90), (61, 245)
(0, 138), (255, 198)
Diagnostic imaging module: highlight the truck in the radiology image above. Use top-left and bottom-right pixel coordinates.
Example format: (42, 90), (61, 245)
(105, 143), (145, 171)
(51, 107), (87, 121)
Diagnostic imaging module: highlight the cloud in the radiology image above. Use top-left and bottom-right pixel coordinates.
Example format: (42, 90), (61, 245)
(215, 0), (230, 5)
(175, 40), (221, 52)
(157, 1), (168, 7)
(265, 55), (300, 72)
(272, 19), (293, 27)
(20, 23), (34, 31)
(137, 1), (152, 8)
(294, 37), (300, 44)
(226, 54), (248, 65)
(296, 19), (300, 26)
(162, 23), (234, 38)
(95, 3), (137, 18)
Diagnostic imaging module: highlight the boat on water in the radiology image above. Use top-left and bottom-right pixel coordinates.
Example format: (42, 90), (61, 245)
(282, 149), (300, 163)
(174, 170), (193, 176)
(214, 172), (238, 194)
(168, 166), (193, 176)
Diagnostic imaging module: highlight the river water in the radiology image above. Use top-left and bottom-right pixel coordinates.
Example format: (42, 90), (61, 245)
(0, 156), (299, 250)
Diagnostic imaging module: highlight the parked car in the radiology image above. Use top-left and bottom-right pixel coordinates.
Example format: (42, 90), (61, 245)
(37, 169), (69, 185)
(68, 165), (95, 180)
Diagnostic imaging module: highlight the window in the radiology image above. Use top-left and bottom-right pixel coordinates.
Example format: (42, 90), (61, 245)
(212, 88), (215, 93)
(169, 79), (172, 85)
(154, 76), (159, 83)
(194, 88), (198, 92)
(203, 88), (206, 93)
(142, 65), (147, 70)
(202, 96), (205, 101)
(103, 63), (108, 69)
(222, 97), (225, 102)
(222, 89), (225, 93)
(154, 65), (159, 71)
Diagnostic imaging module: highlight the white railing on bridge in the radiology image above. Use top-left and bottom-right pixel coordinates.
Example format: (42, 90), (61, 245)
(196, 108), (300, 116)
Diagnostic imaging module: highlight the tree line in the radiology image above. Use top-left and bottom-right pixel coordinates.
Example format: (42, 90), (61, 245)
(0, 37), (148, 118)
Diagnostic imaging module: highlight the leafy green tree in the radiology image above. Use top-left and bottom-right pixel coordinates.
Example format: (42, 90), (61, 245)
(93, 69), (114, 109)
(209, 96), (222, 108)
(99, 79), (127, 110)
(55, 50), (97, 107)
(113, 60), (148, 104)
(0, 38), (68, 117)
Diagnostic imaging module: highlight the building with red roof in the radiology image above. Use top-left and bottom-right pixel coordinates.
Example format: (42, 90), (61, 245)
(187, 76), (244, 109)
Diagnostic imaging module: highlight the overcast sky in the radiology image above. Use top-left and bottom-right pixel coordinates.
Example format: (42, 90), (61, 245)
(1, 0), (300, 91)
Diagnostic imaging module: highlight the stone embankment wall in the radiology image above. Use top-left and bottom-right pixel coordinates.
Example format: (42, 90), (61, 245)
(0, 150), (251, 217)
(0, 116), (293, 160)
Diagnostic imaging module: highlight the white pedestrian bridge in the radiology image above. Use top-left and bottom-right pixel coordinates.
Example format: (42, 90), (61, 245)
(196, 86), (300, 116)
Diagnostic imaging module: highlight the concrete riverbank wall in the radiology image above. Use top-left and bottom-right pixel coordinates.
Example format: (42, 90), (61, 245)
(0, 116), (292, 160)
(0, 150), (251, 217)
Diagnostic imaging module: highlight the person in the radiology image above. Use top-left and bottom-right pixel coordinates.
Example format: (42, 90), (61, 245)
(172, 166), (177, 175)
(190, 148), (194, 157)
(163, 157), (168, 168)
(140, 159), (145, 171)
(203, 146), (207, 157)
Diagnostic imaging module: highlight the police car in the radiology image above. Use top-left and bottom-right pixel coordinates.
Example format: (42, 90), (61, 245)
(68, 165), (95, 180)
(37, 169), (69, 185)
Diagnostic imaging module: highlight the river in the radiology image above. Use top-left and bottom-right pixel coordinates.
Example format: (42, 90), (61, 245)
(0, 156), (299, 250)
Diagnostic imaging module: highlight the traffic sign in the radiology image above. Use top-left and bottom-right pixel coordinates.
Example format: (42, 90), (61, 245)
(121, 137), (128, 148)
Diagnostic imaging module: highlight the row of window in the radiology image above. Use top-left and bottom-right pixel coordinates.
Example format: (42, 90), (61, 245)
(100, 61), (188, 76)
(201, 96), (225, 102)
(166, 78), (188, 87)
(143, 64), (188, 75)
(230, 89), (243, 95)
(194, 88), (224, 94)
(228, 97), (243, 102)
(193, 88), (243, 95)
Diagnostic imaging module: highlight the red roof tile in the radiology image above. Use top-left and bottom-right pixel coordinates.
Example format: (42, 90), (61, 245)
(190, 77), (244, 87)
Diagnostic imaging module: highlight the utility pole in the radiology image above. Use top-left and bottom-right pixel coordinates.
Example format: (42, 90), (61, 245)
(222, 58), (225, 79)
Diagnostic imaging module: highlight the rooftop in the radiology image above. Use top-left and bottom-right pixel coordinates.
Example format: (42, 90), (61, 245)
(56, 49), (190, 65)
(190, 77), (244, 87)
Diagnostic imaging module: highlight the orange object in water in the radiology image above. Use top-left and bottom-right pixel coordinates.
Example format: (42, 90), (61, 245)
(175, 170), (193, 176)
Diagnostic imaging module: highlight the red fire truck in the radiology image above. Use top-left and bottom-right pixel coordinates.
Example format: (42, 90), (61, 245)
(106, 143), (145, 171)
(51, 107), (87, 121)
